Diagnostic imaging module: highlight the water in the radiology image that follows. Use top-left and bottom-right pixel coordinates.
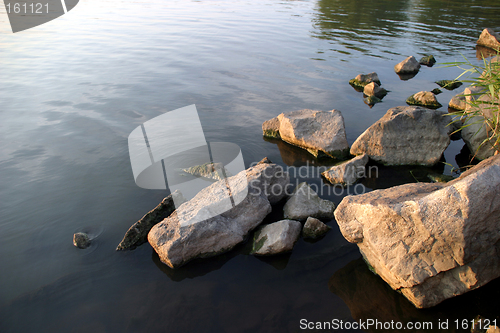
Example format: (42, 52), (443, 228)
(1, 0), (500, 332)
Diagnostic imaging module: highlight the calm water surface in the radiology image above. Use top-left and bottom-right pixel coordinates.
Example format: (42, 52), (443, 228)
(1, 0), (500, 332)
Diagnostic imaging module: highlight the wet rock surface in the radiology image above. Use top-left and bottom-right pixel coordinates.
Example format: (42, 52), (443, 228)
(251, 219), (302, 255)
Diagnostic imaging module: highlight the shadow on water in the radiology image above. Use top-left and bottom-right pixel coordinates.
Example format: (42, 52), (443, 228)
(330, 258), (500, 332)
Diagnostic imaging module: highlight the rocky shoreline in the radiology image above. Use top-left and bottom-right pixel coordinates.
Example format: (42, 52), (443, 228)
(113, 28), (500, 312)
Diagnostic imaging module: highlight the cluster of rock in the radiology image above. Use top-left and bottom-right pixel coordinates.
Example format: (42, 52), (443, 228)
(348, 72), (388, 106)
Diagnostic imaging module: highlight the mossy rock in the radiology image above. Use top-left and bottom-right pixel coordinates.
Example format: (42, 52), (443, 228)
(406, 92), (442, 109)
(427, 173), (455, 183)
(431, 88), (442, 95)
(419, 55), (436, 66)
(263, 129), (280, 139)
(250, 229), (268, 254)
(435, 79), (463, 90)
(349, 78), (381, 90)
(364, 95), (382, 106)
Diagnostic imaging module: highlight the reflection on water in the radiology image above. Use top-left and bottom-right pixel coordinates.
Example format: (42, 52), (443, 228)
(329, 258), (500, 332)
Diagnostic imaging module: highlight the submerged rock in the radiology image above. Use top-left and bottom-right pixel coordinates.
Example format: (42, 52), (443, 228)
(363, 95), (382, 107)
(262, 116), (281, 139)
(73, 232), (91, 249)
(334, 155), (500, 308)
(406, 91), (442, 109)
(263, 109), (350, 159)
(283, 182), (335, 221)
(321, 154), (369, 185)
(419, 55), (436, 67)
(431, 88), (442, 95)
(363, 82), (387, 98)
(350, 106), (451, 165)
(477, 28), (500, 51)
(435, 79), (462, 91)
(302, 217), (331, 239)
(183, 162), (231, 181)
(394, 56), (420, 74)
(251, 219), (302, 255)
(349, 72), (381, 90)
(148, 163), (290, 268)
(116, 190), (185, 251)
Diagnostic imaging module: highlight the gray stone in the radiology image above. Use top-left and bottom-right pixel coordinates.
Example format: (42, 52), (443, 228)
(334, 155), (500, 308)
(322, 154), (369, 185)
(283, 182), (335, 221)
(406, 91), (442, 109)
(302, 217), (331, 239)
(277, 109), (350, 159)
(349, 72), (381, 90)
(251, 220), (302, 255)
(262, 116), (281, 139)
(148, 163), (290, 268)
(394, 56), (421, 74)
(116, 190), (185, 251)
(73, 232), (91, 249)
(363, 82), (387, 98)
(477, 28), (500, 51)
(461, 93), (497, 160)
(350, 106), (451, 165)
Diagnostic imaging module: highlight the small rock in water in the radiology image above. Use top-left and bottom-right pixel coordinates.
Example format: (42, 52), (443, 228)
(419, 55), (436, 67)
(363, 95), (382, 107)
(435, 79), (462, 91)
(257, 157), (272, 165)
(251, 220), (302, 256)
(349, 72), (381, 90)
(406, 91), (442, 109)
(363, 82), (388, 98)
(431, 88), (442, 95)
(183, 162), (230, 181)
(476, 28), (500, 51)
(302, 217), (331, 239)
(394, 56), (421, 74)
(73, 232), (91, 249)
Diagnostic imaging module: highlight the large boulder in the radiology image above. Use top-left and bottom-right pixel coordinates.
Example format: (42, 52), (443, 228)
(251, 219), (302, 255)
(350, 106), (451, 165)
(334, 155), (500, 308)
(148, 163), (290, 268)
(394, 56), (420, 74)
(117, 190), (185, 251)
(477, 28), (500, 51)
(321, 154), (369, 185)
(263, 109), (350, 159)
(283, 182), (335, 221)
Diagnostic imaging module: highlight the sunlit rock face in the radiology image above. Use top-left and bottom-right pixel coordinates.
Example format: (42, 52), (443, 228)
(334, 155), (500, 308)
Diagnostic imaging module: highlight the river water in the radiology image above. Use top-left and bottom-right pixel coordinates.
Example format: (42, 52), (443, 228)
(1, 0), (500, 332)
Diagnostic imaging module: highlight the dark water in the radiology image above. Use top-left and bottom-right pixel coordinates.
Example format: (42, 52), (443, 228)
(1, 0), (500, 332)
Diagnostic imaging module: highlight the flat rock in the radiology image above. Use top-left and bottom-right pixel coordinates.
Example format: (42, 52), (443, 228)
(277, 109), (350, 159)
(350, 106), (451, 165)
(363, 82), (387, 98)
(406, 91), (442, 109)
(349, 72), (381, 90)
(283, 182), (335, 221)
(334, 155), (500, 308)
(477, 28), (500, 50)
(394, 56), (421, 74)
(251, 219), (302, 255)
(148, 163), (290, 268)
(321, 154), (369, 185)
(117, 190), (185, 251)
(435, 80), (462, 91)
(302, 217), (331, 239)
